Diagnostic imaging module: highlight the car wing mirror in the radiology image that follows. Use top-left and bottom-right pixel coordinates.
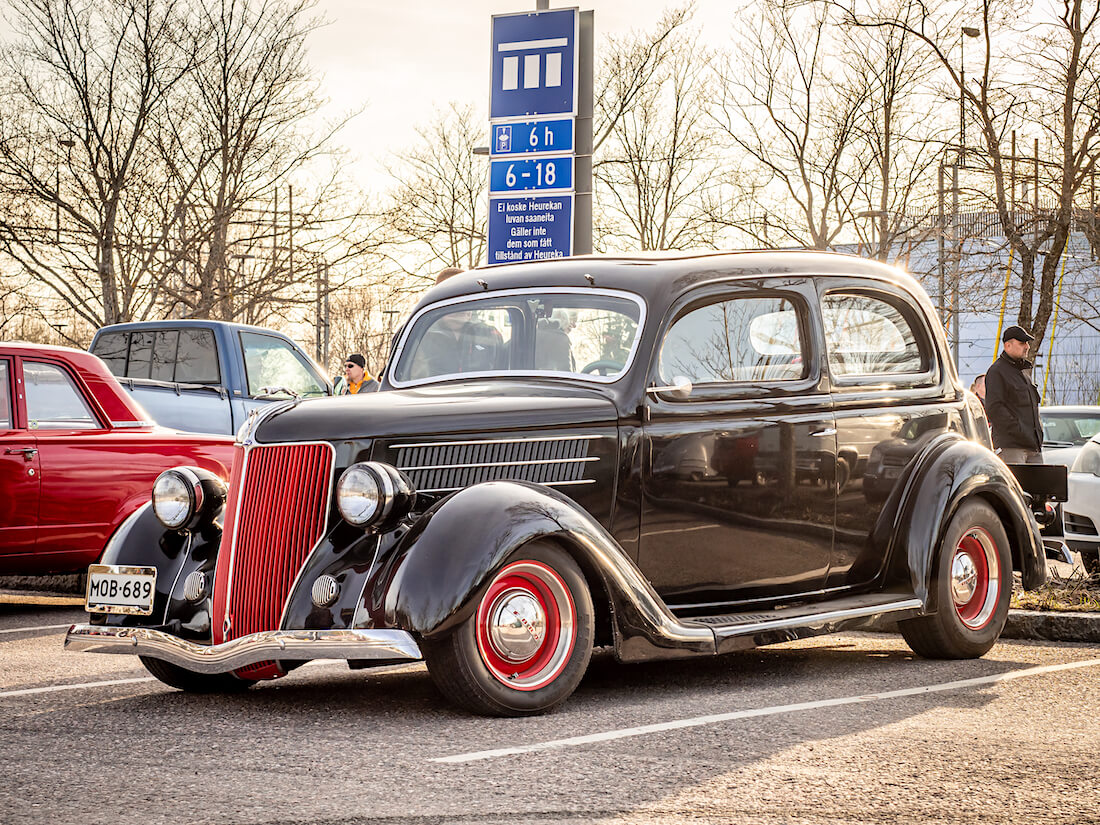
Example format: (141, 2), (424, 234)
(646, 376), (693, 401)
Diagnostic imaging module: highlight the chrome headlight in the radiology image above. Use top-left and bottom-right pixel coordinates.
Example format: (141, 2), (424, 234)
(1072, 441), (1100, 478)
(336, 462), (415, 528)
(151, 466), (227, 530)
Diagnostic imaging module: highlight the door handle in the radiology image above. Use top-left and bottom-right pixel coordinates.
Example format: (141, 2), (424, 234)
(4, 447), (37, 460)
(809, 428), (837, 437)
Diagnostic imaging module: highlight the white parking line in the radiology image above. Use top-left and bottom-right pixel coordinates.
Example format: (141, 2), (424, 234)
(0, 623), (71, 635)
(432, 658), (1100, 764)
(0, 677), (155, 699)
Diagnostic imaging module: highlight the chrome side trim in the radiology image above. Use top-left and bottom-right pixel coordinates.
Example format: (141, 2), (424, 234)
(703, 598), (923, 637)
(65, 625), (422, 674)
(414, 478), (596, 494)
(110, 420), (156, 428)
(397, 456), (600, 472)
(391, 435), (603, 449)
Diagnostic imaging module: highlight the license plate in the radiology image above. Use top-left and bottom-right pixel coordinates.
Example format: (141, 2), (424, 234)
(86, 565), (157, 615)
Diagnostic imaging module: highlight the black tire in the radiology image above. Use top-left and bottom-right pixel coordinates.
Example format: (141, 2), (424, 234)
(899, 499), (1012, 659)
(1081, 548), (1100, 577)
(140, 656), (257, 693)
(421, 541), (594, 717)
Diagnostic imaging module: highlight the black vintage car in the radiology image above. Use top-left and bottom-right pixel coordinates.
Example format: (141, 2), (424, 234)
(67, 251), (1054, 716)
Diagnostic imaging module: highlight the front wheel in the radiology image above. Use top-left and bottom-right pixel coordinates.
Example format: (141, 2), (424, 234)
(899, 499), (1011, 659)
(422, 542), (594, 717)
(140, 656), (256, 693)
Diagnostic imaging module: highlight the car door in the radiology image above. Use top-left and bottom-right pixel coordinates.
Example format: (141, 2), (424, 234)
(819, 280), (964, 591)
(21, 358), (114, 571)
(639, 280), (837, 609)
(0, 356), (40, 557)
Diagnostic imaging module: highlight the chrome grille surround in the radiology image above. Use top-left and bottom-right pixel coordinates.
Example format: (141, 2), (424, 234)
(392, 435), (600, 493)
(214, 441), (336, 648)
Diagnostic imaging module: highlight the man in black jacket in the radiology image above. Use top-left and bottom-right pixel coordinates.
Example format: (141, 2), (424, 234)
(985, 325), (1044, 464)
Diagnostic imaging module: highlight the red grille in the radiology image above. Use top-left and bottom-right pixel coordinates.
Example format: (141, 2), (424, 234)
(212, 444), (333, 667)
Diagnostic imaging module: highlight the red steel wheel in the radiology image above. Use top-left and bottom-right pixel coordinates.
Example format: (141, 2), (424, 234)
(422, 541), (594, 716)
(950, 527), (1000, 630)
(474, 561), (576, 690)
(899, 499), (1012, 659)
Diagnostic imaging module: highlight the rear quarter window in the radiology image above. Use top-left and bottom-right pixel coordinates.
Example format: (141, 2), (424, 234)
(91, 332), (128, 376)
(822, 292), (930, 378)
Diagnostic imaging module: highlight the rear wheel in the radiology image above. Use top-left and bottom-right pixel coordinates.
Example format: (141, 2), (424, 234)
(899, 499), (1011, 659)
(140, 656), (256, 693)
(422, 542), (593, 717)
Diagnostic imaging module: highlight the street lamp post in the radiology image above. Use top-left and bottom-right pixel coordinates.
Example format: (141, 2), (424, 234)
(952, 26), (979, 368)
(959, 26), (980, 164)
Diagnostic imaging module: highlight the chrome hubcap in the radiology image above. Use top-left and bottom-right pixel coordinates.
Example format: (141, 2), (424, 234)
(951, 552), (979, 604)
(475, 560), (578, 691)
(487, 589), (546, 662)
(951, 528), (1000, 630)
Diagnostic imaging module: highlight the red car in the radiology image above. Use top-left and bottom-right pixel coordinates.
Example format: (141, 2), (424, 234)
(0, 343), (235, 574)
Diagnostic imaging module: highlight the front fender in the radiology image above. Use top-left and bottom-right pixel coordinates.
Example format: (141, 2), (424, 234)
(374, 481), (714, 657)
(95, 501), (223, 638)
(891, 434), (1045, 606)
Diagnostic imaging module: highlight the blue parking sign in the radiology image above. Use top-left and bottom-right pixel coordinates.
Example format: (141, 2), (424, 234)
(490, 9), (578, 120)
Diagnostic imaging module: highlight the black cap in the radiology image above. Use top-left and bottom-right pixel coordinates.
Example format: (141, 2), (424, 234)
(345, 353), (366, 368)
(1002, 325), (1034, 343)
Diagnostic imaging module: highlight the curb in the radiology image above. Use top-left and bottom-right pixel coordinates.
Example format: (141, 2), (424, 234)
(867, 608), (1100, 645)
(1001, 609), (1100, 644)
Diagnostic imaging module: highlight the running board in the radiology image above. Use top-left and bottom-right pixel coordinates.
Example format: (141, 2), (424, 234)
(684, 593), (924, 656)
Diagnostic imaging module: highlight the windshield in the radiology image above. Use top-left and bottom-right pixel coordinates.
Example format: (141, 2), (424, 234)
(240, 332), (328, 398)
(1040, 411), (1100, 446)
(392, 290), (643, 384)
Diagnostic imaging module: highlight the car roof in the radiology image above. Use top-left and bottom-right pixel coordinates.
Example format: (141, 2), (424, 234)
(0, 341), (151, 424)
(93, 319), (287, 335)
(415, 250), (926, 315)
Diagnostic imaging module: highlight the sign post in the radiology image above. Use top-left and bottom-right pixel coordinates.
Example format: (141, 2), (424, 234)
(486, 7), (591, 265)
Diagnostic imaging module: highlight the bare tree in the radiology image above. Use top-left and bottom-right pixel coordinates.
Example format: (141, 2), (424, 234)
(594, 24), (721, 251)
(842, 1), (946, 261)
(380, 103), (487, 282)
(593, 6), (692, 153)
(834, 0), (1100, 358)
(0, 0), (192, 328)
(159, 0), (364, 324)
(712, 1), (874, 249)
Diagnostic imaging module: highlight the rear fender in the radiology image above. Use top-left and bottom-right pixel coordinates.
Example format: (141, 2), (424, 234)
(373, 481), (714, 658)
(888, 435), (1045, 607)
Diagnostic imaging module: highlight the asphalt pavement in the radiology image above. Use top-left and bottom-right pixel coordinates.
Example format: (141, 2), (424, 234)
(3, 601), (1100, 825)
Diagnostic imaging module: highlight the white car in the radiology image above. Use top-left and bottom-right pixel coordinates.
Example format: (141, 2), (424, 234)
(1041, 406), (1100, 574)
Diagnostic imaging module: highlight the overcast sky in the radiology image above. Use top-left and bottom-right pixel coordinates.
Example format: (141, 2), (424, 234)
(307, 1), (733, 190)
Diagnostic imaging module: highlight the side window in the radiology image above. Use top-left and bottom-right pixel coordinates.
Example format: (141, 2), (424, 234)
(91, 332), (129, 376)
(0, 360), (11, 429)
(175, 329), (220, 384)
(823, 292), (927, 377)
(659, 296), (806, 385)
(126, 331), (155, 379)
(23, 361), (100, 430)
(240, 332), (327, 398)
(151, 330), (180, 381)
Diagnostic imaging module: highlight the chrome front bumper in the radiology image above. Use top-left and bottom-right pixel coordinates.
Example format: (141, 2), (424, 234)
(65, 625), (422, 674)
